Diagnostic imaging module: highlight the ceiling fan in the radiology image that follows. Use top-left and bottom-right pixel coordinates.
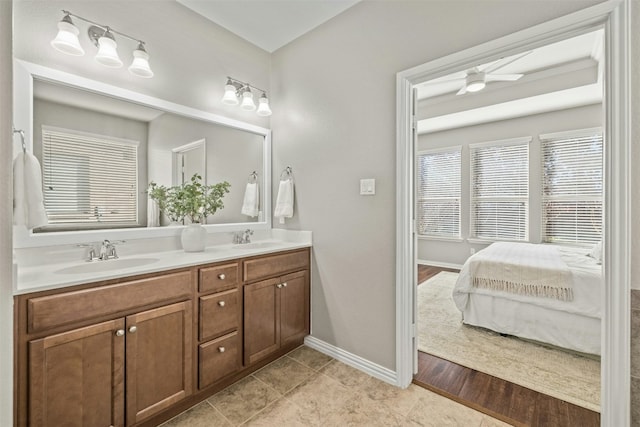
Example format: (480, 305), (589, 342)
(426, 51), (532, 95)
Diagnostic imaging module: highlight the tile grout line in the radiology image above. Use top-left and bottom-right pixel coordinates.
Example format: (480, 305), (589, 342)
(204, 398), (235, 426)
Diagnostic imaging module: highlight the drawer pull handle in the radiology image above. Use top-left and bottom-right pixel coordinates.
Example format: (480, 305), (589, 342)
(282, 282), (288, 288)
(276, 284), (283, 289)
(218, 273), (226, 280)
(218, 346), (225, 353)
(128, 326), (137, 334)
(218, 300), (226, 307)
(115, 329), (125, 337)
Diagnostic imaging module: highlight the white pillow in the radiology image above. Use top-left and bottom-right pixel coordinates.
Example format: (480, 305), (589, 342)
(588, 241), (602, 263)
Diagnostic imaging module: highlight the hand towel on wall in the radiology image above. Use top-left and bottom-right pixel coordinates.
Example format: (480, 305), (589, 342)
(274, 179), (294, 220)
(147, 198), (160, 227)
(13, 152), (48, 229)
(241, 182), (259, 217)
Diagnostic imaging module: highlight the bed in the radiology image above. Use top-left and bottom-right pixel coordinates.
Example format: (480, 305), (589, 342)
(452, 242), (603, 355)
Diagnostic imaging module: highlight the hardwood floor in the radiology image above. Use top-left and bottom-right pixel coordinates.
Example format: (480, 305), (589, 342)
(414, 265), (600, 427)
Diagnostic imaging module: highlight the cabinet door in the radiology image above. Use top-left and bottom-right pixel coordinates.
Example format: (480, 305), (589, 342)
(280, 270), (310, 346)
(244, 278), (281, 365)
(125, 301), (193, 426)
(29, 318), (125, 427)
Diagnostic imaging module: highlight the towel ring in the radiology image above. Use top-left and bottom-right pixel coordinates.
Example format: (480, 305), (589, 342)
(279, 166), (293, 181)
(248, 171), (258, 184)
(13, 128), (26, 153)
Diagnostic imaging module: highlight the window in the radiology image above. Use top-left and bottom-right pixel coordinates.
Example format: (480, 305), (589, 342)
(41, 126), (139, 228)
(541, 128), (603, 244)
(416, 148), (461, 238)
(470, 138), (530, 241)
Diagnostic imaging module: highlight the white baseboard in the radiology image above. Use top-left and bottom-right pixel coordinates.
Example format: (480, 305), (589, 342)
(417, 259), (463, 270)
(304, 336), (399, 387)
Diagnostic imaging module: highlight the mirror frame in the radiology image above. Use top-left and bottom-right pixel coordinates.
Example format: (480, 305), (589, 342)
(13, 59), (272, 248)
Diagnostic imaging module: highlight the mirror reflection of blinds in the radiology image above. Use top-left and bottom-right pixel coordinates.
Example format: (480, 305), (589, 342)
(470, 138), (529, 241)
(42, 127), (138, 224)
(417, 148), (461, 237)
(541, 129), (603, 245)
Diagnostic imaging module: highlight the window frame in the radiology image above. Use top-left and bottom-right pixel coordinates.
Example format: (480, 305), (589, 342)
(540, 127), (603, 245)
(469, 136), (531, 242)
(38, 125), (140, 231)
(416, 146), (462, 240)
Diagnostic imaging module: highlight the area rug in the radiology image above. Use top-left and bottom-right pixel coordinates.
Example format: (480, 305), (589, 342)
(418, 271), (600, 412)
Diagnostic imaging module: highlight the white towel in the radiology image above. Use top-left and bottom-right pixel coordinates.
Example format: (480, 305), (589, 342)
(274, 179), (294, 218)
(13, 152), (48, 229)
(241, 182), (259, 217)
(147, 198), (160, 227)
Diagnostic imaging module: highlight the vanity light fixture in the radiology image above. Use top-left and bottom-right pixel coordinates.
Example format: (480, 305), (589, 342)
(222, 77), (272, 116)
(51, 10), (154, 78)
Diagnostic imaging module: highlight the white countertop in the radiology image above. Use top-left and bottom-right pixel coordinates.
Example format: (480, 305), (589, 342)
(15, 238), (311, 296)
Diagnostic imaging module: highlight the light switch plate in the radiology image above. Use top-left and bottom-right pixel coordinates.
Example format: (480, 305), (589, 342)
(360, 178), (375, 195)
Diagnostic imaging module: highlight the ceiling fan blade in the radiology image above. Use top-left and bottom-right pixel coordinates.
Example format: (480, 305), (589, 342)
(485, 73), (524, 82)
(456, 86), (467, 95)
(481, 50), (532, 74)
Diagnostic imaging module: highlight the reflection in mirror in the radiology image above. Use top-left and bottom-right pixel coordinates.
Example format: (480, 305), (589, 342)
(29, 77), (266, 232)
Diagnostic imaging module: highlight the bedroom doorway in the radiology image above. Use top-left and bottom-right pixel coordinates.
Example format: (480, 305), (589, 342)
(395, 2), (630, 427)
(411, 28), (604, 423)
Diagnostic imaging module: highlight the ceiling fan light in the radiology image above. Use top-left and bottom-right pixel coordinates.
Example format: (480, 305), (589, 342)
(51, 15), (85, 56)
(95, 31), (123, 68)
(465, 72), (486, 93)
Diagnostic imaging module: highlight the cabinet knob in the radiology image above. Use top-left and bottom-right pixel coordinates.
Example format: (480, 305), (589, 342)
(276, 284), (283, 289)
(218, 300), (226, 307)
(282, 282), (288, 288)
(128, 326), (137, 334)
(115, 329), (125, 337)
(218, 346), (225, 353)
(218, 273), (226, 280)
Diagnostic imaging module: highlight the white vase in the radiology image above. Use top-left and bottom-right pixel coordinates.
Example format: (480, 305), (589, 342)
(181, 223), (207, 252)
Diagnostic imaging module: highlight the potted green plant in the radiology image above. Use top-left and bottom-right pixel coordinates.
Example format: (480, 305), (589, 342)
(148, 174), (230, 252)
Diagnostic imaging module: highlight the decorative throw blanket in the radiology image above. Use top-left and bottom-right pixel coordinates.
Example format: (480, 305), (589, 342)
(469, 242), (573, 301)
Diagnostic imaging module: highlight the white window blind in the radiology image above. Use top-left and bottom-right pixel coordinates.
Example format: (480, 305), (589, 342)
(41, 126), (139, 226)
(541, 128), (603, 244)
(470, 138), (529, 241)
(417, 148), (461, 237)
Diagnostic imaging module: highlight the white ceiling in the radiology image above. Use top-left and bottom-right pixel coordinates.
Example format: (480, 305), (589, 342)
(416, 29), (604, 134)
(176, 0), (361, 52)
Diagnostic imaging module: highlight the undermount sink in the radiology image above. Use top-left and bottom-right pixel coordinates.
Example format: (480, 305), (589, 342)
(233, 241), (281, 250)
(55, 257), (160, 275)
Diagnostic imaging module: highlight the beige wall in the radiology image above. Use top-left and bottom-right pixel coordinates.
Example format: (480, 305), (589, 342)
(270, 0), (608, 370)
(0, 2), (12, 424)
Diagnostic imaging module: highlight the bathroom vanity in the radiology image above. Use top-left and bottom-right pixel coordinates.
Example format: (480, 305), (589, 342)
(13, 243), (310, 427)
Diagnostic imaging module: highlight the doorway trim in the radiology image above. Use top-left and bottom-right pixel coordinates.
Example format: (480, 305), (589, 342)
(395, 1), (630, 426)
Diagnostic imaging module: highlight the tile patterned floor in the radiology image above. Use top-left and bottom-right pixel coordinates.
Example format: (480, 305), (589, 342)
(161, 346), (511, 427)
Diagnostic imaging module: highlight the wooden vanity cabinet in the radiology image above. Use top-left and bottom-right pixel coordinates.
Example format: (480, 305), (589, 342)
(243, 249), (310, 365)
(18, 270), (193, 427)
(197, 262), (242, 390)
(16, 248), (310, 427)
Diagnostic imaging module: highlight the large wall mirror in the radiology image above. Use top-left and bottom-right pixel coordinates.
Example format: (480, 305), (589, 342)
(13, 60), (271, 248)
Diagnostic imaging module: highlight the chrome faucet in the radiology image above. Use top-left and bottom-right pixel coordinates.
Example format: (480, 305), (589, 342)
(99, 240), (118, 260)
(233, 229), (254, 244)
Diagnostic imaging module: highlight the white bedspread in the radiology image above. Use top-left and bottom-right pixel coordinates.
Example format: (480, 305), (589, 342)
(454, 244), (602, 319)
(453, 243), (602, 354)
(469, 242), (573, 301)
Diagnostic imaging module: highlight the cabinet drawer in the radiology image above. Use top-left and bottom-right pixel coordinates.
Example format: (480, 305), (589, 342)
(199, 263), (239, 293)
(28, 271), (192, 334)
(199, 289), (239, 341)
(199, 332), (240, 389)
(243, 249), (309, 282)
